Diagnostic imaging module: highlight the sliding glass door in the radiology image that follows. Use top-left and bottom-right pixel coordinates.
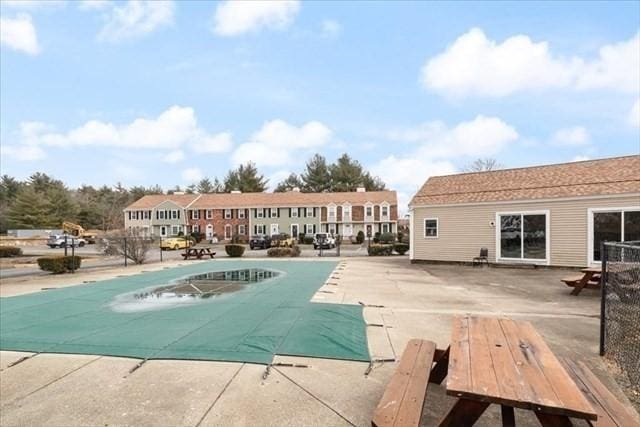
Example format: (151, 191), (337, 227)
(498, 212), (548, 262)
(591, 209), (640, 262)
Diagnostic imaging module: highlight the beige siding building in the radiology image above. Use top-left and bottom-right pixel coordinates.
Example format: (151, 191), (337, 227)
(409, 156), (640, 267)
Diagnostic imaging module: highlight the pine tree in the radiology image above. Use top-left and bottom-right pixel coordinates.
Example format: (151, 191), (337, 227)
(7, 187), (53, 228)
(223, 162), (268, 192)
(329, 154), (365, 192)
(197, 178), (214, 194)
(274, 173), (304, 192)
(301, 154), (332, 192)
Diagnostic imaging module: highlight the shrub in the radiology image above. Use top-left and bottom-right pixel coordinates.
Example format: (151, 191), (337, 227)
(0, 246), (22, 257)
(303, 235), (314, 245)
(191, 232), (204, 243)
(267, 245), (301, 257)
(373, 232), (381, 243)
(356, 230), (365, 244)
(393, 243), (410, 255)
(379, 232), (396, 244)
(37, 256), (82, 273)
(368, 244), (393, 256)
(225, 244), (245, 257)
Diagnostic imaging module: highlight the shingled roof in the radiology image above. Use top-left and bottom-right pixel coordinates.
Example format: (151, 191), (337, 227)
(190, 190), (397, 208)
(410, 156), (640, 206)
(125, 190), (397, 210)
(124, 194), (200, 210)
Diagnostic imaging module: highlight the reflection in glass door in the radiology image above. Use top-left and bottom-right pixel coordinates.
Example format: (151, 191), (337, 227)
(592, 210), (640, 261)
(499, 213), (547, 261)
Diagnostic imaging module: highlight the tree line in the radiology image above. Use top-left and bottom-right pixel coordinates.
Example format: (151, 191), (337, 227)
(0, 153), (386, 233)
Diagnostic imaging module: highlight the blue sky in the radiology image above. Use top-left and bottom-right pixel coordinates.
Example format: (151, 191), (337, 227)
(1, 0), (639, 210)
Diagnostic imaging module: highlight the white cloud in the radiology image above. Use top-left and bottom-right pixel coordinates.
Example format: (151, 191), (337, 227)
(550, 126), (590, 146)
(192, 132), (233, 154)
(370, 115), (518, 212)
(320, 19), (341, 39)
(571, 155), (590, 162)
(181, 167), (203, 183)
(232, 119), (332, 167)
(213, 0), (300, 37)
(266, 169), (292, 191)
(0, 14), (40, 55)
(97, 0), (174, 42)
(79, 0), (111, 10)
(14, 105), (233, 153)
(629, 99), (640, 128)
(370, 157), (457, 191)
(1, 1), (65, 9)
(0, 144), (45, 161)
(422, 28), (640, 97)
(162, 149), (184, 163)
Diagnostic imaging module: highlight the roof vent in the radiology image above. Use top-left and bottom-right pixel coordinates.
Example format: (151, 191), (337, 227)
(292, 187), (301, 192)
(173, 191), (185, 195)
(230, 190), (241, 194)
(356, 187), (366, 192)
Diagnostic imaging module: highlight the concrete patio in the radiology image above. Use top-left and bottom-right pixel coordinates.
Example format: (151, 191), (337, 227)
(1, 258), (637, 426)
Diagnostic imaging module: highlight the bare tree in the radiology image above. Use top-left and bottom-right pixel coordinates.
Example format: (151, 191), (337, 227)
(101, 228), (153, 264)
(463, 158), (503, 172)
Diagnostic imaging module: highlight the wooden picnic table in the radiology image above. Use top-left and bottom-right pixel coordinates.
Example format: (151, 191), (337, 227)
(182, 247), (216, 260)
(436, 316), (598, 426)
(562, 267), (601, 295)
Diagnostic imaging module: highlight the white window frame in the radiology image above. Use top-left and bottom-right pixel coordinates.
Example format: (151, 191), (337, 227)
(424, 218), (439, 239)
(305, 224), (314, 234)
(271, 207), (278, 217)
(224, 224), (232, 240)
(172, 225), (180, 235)
(255, 224), (266, 235)
(238, 224), (246, 235)
(306, 207), (314, 217)
(291, 208), (299, 218)
(192, 210), (199, 220)
(224, 209), (232, 219)
(587, 206), (640, 265)
(365, 203), (374, 221)
(172, 210), (178, 219)
(381, 203), (389, 219)
(382, 223), (389, 233)
(257, 208), (264, 219)
(328, 204), (337, 221)
(238, 209), (245, 219)
(270, 224), (279, 235)
(206, 209), (213, 219)
(495, 210), (550, 265)
(342, 204), (352, 222)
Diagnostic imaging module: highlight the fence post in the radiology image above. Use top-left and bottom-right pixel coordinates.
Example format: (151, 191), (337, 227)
(124, 237), (128, 267)
(159, 237), (163, 263)
(64, 234), (68, 256)
(71, 238), (75, 273)
(599, 241), (607, 356)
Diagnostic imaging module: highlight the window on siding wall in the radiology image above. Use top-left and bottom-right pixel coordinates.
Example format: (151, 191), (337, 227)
(257, 209), (264, 219)
(424, 218), (438, 238)
(366, 206), (373, 217)
(306, 207), (313, 217)
(291, 208), (299, 218)
(592, 210), (640, 261)
(271, 208), (278, 217)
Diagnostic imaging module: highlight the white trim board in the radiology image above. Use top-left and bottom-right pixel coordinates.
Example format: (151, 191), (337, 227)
(495, 210), (550, 266)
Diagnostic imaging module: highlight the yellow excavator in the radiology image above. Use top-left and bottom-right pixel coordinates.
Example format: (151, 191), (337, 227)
(62, 221), (98, 244)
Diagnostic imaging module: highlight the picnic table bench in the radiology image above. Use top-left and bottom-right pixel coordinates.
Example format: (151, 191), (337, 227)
(562, 267), (601, 296)
(182, 247), (216, 260)
(373, 316), (606, 426)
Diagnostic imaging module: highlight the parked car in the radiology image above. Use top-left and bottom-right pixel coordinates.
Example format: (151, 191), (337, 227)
(249, 234), (271, 250)
(313, 233), (336, 249)
(47, 234), (86, 248)
(160, 237), (193, 250)
(271, 233), (295, 248)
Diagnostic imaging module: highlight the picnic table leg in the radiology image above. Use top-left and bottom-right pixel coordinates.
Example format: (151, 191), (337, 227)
(570, 272), (592, 296)
(500, 405), (515, 427)
(438, 398), (489, 427)
(429, 346), (450, 384)
(534, 413), (573, 427)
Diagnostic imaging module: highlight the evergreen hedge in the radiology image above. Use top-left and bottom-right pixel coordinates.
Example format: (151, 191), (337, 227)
(393, 243), (410, 255)
(37, 256), (82, 273)
(267, 245), (301, 257)
(368, 244), (394, 256)
(0, 246), (22, 257)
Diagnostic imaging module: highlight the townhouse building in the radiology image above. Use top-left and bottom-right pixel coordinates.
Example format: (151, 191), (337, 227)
(123, 193), (200, 237)
(123, 189), (398, 241)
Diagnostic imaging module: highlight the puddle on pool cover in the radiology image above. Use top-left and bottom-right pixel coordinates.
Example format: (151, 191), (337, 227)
(108, 268), (280, 313)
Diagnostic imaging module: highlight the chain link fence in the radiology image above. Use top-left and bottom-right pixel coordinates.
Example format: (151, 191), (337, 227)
(600, 241), (640, 399)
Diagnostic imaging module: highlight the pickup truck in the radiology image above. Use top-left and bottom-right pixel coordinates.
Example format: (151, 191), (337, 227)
(47, 234), (87, 248)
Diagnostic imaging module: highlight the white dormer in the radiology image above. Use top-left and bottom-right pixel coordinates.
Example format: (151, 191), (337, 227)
(380, 202), (390, 220)
(364, 202), (374, 222)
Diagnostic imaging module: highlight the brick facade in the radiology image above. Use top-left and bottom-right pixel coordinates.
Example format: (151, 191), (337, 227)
(188, 208), (249, 242)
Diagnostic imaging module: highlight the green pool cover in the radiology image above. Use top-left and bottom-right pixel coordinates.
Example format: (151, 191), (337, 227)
(0, 261), (369, 365)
